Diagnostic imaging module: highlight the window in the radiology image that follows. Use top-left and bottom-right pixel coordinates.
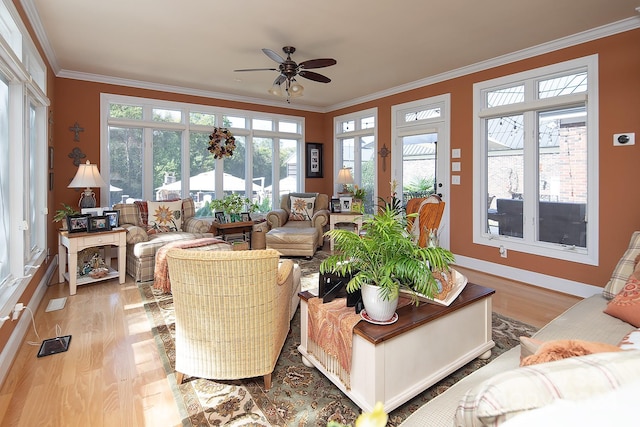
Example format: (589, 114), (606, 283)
(334, 109), (377, 214)
(0, 0), (49, 317)
(101, 95), (304, 215)
(473, 56), (598, 265)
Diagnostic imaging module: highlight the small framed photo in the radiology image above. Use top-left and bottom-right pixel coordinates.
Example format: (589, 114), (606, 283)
(241, 212), (251, 222)
(81, 207), (103, 217)
(88, 215), (111, 232)
(339, 196), (353, 212)
(103, 210), (120, 228)
(330, 198), (341, 213)
(215, 212), (226, 224)
(67, 214), (90, 233)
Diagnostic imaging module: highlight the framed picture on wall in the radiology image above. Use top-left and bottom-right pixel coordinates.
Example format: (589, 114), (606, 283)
(305, 142), (323, 178)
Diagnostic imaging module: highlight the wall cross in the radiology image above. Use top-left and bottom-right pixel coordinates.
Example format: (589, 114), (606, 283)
(69, 122), (84, 142)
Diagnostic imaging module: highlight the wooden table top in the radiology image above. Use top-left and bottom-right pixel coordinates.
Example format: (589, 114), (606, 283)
(300, 282), (495, 345)
(210, 220), (255, 230)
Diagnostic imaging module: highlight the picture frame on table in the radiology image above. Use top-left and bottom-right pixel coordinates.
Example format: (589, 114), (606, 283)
(88, 215), (111, 232)
(103, 210), (120, 228)
(305, 142), (323, 178)
(330, 198), (341, 213)
(339, 196), (352, 212)
(81, 207), (104, 217)
(215, 212), (226, 224)
(67, 214), (90, 233)
(241, 212), (251, 222)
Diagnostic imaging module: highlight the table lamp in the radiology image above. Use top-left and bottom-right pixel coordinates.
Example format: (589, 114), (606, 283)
(336, 167), (354, 194)
(68, 160), (107, 208)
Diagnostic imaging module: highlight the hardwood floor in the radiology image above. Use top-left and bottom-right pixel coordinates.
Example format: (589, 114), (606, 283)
(0, 262), (583, 426)
(0, 272), (181, 426)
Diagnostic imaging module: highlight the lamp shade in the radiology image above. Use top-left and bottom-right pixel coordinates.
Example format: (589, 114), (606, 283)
(68, 160), (107, 208)
(336, 167), (354, 186)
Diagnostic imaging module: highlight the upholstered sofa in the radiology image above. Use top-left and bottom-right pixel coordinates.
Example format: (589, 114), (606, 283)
(400, 232), (640, 426)
(113, 198), (215, 282)
(266, 193), (330, 257)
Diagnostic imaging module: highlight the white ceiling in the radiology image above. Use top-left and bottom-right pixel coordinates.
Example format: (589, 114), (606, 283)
(24, 0), (640, 111)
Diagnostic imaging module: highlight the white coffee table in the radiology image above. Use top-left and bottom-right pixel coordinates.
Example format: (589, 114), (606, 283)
(298, 283), (495, 412)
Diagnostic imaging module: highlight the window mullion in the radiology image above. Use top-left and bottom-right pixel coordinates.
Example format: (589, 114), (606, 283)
(522, 111), (537, 243)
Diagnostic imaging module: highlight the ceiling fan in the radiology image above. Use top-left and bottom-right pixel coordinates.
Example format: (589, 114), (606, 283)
(234, 46), (337, 101)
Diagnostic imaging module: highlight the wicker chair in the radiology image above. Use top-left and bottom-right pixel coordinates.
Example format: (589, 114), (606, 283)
(406, 194), (445, 247)
(166, 248), (300, 390)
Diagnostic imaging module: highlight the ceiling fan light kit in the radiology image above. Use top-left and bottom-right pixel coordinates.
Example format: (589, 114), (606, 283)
(236, 46), (336, 103)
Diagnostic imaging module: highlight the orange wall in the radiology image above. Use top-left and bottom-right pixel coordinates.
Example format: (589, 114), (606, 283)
(328, 29), (640, 289)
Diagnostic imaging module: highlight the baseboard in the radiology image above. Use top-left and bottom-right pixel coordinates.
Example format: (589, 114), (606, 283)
(454, 254), (602, 298)
(0, 257), (57, 386)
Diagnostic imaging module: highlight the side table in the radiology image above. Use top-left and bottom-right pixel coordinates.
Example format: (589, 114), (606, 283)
(329, 213), (363, 251)
(58, 228), (126, 295)
(210, 220), (255, 246)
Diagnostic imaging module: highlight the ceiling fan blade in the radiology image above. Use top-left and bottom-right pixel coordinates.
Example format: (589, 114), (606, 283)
(299, 58), (337, 69)
(262, 48), (285, 64)
(298, 70), (331, 83)
(234, 68), (278, 72)
(273, 75), (286, 85)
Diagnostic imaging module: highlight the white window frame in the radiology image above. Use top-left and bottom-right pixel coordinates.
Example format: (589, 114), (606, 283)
(0, 0), (48, 321)
(100, 94), (305, 210)
(472, 55), (599, 265)
(333, 108), (378, 211)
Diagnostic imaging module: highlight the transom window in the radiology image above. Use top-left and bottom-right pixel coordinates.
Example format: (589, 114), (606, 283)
(101, 94), (305, 215)
(473, 55), (598, 265)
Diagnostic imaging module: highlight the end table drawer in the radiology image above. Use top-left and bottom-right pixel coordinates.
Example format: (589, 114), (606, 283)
(80, 233), (119, 246)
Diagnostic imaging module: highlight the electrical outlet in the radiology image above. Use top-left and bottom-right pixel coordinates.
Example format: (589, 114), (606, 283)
(499, 245), (507, 258)
(12, 303), (24, 320)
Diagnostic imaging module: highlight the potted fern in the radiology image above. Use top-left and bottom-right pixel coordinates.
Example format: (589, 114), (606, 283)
(320, 193), (454, 322)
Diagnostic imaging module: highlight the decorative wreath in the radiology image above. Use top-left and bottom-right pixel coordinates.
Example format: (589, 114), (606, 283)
(207, 127), (236, 159)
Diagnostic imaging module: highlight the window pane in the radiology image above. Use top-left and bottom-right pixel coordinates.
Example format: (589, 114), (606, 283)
(152, 108), (182, 123)
(110, 103), (142, 120)
(153, 130), (182, 200)
(341, 120), (355, 133)
(189, 112), (215, 125)
(404, 108), (440, 122)
(189, 131), (216, 216)
(360, 136), (376, 214)
(0, 76), (9, 283)
(223, 135), (246, 197)
(537, 106), (587, 247)
(108, 126), (143, 204)
(538, 72), (587, 98)
(253, 138), (273, 210)
(276, 139), (299, 206)
(252, 118), (272, 131)
(486, 85), (525, 107)
(361, 116), (375, 129)
(279, 121), (298, 133)
(28, 103), (37, 256)
(402, 133), (437, 201)
(223, 116), (245, 128)
(486, 115), (524, 237)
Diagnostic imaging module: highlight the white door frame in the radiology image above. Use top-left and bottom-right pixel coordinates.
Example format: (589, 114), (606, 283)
(391, 94), (451, 249)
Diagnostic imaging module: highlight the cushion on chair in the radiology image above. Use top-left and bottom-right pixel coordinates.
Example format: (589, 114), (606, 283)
(603, 231), (640, 299)
(289, 195), (316, 221)
(147, 200), (183, 233)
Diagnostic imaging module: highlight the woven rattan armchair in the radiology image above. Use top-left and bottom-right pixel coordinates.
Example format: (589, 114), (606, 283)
(166, 248), (300, 391)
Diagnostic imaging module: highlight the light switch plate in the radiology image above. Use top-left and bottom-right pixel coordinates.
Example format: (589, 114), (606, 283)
(452, 175), (461, 185)
(451, 162), (461, 172)
(452, 148), (461, 158)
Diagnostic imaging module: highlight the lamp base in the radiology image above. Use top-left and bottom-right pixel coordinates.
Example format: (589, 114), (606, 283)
(79, 189), (96, 208)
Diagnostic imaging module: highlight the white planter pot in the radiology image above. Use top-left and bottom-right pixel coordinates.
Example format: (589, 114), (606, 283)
(360, 283), (399, 322)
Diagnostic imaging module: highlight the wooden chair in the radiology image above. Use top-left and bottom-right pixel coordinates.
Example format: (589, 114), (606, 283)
(166, 248), (299, 391)
(406, 195), (445, 247)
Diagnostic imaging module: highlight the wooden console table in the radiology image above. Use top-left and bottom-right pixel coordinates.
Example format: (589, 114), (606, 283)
(298, 283), (495, 412)
(58, 228), (126, 295)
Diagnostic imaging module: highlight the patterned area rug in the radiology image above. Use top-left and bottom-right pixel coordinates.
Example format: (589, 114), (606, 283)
(138, 251), (537, 426)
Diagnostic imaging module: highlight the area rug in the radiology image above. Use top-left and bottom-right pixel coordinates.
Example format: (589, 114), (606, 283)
(138, 251), (537, 426)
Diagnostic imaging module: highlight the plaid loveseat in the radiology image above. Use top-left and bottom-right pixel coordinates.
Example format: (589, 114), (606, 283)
(113, 198), (217, 282)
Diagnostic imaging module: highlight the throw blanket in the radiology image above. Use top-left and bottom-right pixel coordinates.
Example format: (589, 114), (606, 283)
(154, 237), (227, 293)
(307, 297), (361, 389)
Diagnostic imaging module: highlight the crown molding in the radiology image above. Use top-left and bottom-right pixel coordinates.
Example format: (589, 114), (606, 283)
(57, 69), (325, 113)
(326, 16), (640, 112)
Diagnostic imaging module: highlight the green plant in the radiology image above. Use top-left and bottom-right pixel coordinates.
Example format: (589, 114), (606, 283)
(209, 193), (258, 214)
(320, 197), (454, 303)
(53, 203), (79, 223)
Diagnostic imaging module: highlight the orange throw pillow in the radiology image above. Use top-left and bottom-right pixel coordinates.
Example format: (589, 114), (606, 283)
(604, 275), (640, 327)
